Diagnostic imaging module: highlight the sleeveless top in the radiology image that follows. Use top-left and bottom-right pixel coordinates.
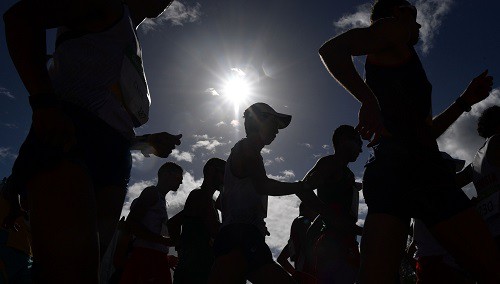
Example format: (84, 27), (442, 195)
(48, 6), (149, 140)
(131, 187), (170, 253)
(220, 140), (269, 236)
(365, 48), (437, 151)
(472, 135), (500, 237)
(317, 165), (358, 224)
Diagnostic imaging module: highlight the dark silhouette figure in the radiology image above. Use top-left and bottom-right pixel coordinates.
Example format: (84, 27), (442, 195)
(171, 158), (226, 284)
(120, 162), (183, 284)
(4, 0), (181, 281)
(319, 0), (498, 282)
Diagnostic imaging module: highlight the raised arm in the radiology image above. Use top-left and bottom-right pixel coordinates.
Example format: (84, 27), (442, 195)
(432, 70), (493, 138)
(319, 20), (407, 145)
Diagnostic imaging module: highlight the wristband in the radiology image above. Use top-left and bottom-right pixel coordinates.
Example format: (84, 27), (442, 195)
(29, 93), (61, 110)
(455, 97), (471, 112)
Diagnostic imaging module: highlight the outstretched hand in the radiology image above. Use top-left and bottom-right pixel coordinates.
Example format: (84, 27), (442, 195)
(461, 70), (494, 106)
(145, 132), (182, 158)
(356, 98), (388, 147)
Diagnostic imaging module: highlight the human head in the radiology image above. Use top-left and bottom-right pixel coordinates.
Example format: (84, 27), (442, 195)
(371, 0), (412, 22)
(157, 162), (183, 193)
(477, 106), (500, 138)
(332, 125), (363, 162)
(203, 158), (226, 190)
(243, 102), (292, 145)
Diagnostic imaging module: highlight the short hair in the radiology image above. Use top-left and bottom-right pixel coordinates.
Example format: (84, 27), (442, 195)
(477, 106), (500, 138)
(371, 0), (411, 23)
(332, 125), (359, 148)
(158, 162), (183, 177)
(203, 158), (226, 176)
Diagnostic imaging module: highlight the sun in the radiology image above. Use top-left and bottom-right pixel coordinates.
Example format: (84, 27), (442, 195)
(223, 74), (250, 106)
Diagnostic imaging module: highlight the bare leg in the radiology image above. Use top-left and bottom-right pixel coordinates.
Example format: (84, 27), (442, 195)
(430, 208), (500, 283)
(208, 249), (247, 284)
(359, 213), (409, 284)
(28, 160), (99, 283)
(248, 262), (296, 284)
(96, 185), (127, 258)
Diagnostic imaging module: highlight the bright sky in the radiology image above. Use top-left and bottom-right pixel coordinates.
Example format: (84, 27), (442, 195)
(1, 0), (499, 257)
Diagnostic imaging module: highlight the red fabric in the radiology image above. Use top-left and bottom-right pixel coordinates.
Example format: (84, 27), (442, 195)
(120, 247), (172, 284)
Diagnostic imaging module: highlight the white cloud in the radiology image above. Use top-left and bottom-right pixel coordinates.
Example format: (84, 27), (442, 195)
(131, 152), (145, 168)
(437, 89), (500, 163)
(121, 172), (203, 218)
(205, 88), (220, 96)
(274, 156), (285, 163)
(333, 3), (372, 31)
(230, 120), (240, 127)
(415, 0), (453, 53)
(230, 68), (246, 77)
(299, 143), (313, 149)
(264, 159), (273, 166)
(322, 145), (330, 149)
(333, 0), (454, 54)
(0, 147), (16, 160)
(216, 121), (226, 127)
(2, 123), (18, 129)
(261, 148), (272, 154)
(265, 195), (301, 257)
(170, 149), (194, 162)
(140, 1), (202, 33)
(267, 170), (296, 182)
(0, 87), (14, 99)
(191, 139), (225, 152)
(193, 134), (210, 140)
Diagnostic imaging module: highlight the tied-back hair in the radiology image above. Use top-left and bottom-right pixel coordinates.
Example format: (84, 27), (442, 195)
(478, 106), (500, 138)
(371, 0), (411, 23)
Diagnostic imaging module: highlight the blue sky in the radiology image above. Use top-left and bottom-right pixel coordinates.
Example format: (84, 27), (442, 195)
(1, 0), (499, 257)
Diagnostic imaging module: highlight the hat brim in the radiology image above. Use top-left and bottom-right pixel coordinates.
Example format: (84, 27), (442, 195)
(274, 113), (292, 129)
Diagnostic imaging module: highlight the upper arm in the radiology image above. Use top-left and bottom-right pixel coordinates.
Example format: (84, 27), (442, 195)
(319, 19), (410, 57)
(128, 188), (157, 222)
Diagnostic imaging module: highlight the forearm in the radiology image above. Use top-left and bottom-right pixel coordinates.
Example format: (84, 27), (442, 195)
(432, 101), (466, 139)
(258, 179), (302, 196)
(4, 2), (53, 96)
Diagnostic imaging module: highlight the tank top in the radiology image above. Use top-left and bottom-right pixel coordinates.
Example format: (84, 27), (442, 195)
(220, 140), (268, 236)
(365, 48), (437, 150)
(131, 187), (170, 253)
(48, 6), (148, 140)
(472, 135), (500, 237)
(317, 165), (358, 224)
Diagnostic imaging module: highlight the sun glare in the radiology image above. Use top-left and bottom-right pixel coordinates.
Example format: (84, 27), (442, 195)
(223, 76), (250, 105)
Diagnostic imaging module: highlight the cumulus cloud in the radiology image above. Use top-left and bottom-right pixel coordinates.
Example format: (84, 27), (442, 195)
(170, 149), (194, 162)
(216, 121), (226, 127)
(261, 148), (272, 155)
(299, 143), (313, 149)
(437, 89), (500, 163)
(264, 159), (273, 166)
(131, 152), (145, 168)
(191, 139), (225, 152)
(230, 120), (240, 127)
(0, 147), (16, 160)
(121, 172), (203, 218)
(0, 87), (14, 99)
(322, 145), (330, 150)
(205, 88), (220, 96)
(274, 156), (285, 163)
(193, 134), (210, 140)
(333, 0), (453, 54)
(265, 195), (301, 257)
(267, 170), (296, 182)
(140, 1), (202, 33)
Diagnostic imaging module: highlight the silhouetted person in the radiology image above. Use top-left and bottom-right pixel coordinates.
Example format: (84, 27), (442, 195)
(208, 102), (320, 284)
(319, 0), (499, 282)
(4, 0), (182, 281)
(171, 158), (226, 284)
(277, 202), (318, 283)
(302, 125), (363, 284)
(120, 162), (183, 284)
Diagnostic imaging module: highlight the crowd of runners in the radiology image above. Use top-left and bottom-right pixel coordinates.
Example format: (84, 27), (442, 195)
(1, 0), (499, 283)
